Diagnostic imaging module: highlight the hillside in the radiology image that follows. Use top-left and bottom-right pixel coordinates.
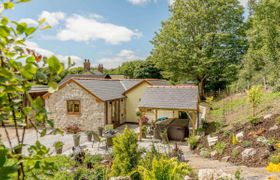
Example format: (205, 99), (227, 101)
(207, 90), (280, 127)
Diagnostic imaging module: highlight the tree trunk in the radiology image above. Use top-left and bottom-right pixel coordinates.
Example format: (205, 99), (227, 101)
(198, 79), (206, 101)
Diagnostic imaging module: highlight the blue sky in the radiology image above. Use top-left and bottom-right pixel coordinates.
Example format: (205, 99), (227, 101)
(3, 0), (248, 69)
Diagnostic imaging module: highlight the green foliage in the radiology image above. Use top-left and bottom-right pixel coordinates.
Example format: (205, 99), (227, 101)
(249, 116), (261, 126)
(240, 0), (280, 88)
(276, 116), (280, 125)
(223, 130), (231, 137)
(270, 154), (280, 164)
(214, 142), (226, 155)
(138, 156), (192, 180)
(231, 147), (241, 157)
(110, 127), (140, 177)
(150, 0), (246, 98)
(107, 59), (162, 79)
(53, 141), (64, 150)
(242, 141), (252, 148)
(0, 1), (66, 178)
(186, 134), (199, 150)
(234, 168), (242, 180)
(248, 86), (263, 116)
(199, 148), (211, 158)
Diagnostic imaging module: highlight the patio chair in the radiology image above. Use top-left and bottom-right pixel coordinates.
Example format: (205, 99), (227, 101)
(104, 124), (114, 131)
(92, 132), (106, 150)
(159, 129), (170, 153)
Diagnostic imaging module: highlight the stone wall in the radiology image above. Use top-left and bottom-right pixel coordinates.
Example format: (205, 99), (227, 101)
(45, 82), (105, 131)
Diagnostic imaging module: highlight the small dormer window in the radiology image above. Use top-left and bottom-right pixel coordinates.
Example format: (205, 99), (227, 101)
(67, 100), (80, 115)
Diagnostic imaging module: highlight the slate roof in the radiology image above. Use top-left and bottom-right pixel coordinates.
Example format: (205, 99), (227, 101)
(139, 86), (198, 110)
(120, 79), (142, 90)
(48, 78), (170, 101)
(75, 79), (125, 101)
(29, 85), (48, 93)
(59, 74), (110, 84)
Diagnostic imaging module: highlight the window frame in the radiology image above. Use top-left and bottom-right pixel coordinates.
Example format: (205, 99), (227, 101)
(66, 100), (81, 115)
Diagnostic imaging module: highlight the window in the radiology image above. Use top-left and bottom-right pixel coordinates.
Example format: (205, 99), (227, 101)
(67, 100), (80, 114)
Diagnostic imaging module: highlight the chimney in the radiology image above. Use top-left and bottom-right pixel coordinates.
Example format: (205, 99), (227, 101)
(97, 64), (104, 73)
(83, 59), (91, 72)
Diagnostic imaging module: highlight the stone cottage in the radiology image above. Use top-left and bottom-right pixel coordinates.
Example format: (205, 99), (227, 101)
(42, 77), (168, 131)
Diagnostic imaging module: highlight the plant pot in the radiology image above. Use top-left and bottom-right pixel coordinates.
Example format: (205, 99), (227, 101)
(98, 127), (103, 136)
(73, 134), (80, 147)
(55, 147), (63, 154)
(87, 133), (92, 142)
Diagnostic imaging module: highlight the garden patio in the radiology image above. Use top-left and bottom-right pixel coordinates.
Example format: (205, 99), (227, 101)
(1, 124), (277, 180)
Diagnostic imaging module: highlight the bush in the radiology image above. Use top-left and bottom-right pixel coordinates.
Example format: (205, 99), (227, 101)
(249, 117), (261, 126)
(270, 155), (280, 164)
(110, 127), (140, 177)
(186, 134), (199, 150)
(138, 156), (193, 180)
(276, 116), (280, 125)
(214, 142), (226, 155)
(242, 141), (252, 148)
(223, 130), (231, 137)
(231, 147), (241, 157)
(200, 148), (211, 158)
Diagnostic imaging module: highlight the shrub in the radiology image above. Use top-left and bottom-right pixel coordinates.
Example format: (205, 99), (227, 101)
(139, 143), (161, 169)
(276, 116), (280, 125)
(249, 116), (261, 126)
(231, 147), (241, 157)
(270, 155), (280, 164)
(234, 168), (242, 180)
(223, 130), (231, 137)
(138, 156), (193, 180)
(248, 86), (263, 116)
(242, 141), (252, 148)
(110, 127), (140, 177)
(214, 142), (226, 155)
(186, 134), (199, 150)
(200, 148), (211, 158)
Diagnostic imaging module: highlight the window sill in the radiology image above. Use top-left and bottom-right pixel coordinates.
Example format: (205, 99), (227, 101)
(67, 113), (81, 116)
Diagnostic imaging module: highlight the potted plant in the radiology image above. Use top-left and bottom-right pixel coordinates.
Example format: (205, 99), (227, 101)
(98, 127), (104, 136)
(66, 124), (81, 147)
(85, 131), (93, 141)
(53, 141), (64, 154)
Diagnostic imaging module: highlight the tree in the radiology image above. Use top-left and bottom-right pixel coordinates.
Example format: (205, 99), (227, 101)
(241, 0), (280, 89)
(0, 1), (64, 179)
(150, 0), (247, 99)
(248, 86), (262, 116)
(133, 60), (162, 79)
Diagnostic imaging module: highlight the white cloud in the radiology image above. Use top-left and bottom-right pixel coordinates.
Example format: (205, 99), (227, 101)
(128, 0), (154, 5)
(39, 11), (65, 26)
(25, 41), (83, 66)
(97, 49), (139, 68)
(19, 18), (38, 26)
(57, 14), (141, 45)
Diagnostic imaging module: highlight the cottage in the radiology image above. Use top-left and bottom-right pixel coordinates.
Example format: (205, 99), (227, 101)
(42, 78), (169, 131)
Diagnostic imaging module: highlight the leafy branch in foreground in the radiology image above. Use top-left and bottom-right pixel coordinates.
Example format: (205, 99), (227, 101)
(0, 1), (65, 179)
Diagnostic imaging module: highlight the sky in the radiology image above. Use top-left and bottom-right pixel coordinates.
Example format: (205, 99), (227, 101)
(3, 0), (248, 69)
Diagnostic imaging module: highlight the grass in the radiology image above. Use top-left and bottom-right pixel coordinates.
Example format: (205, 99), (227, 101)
(207, 91), (280, 127)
